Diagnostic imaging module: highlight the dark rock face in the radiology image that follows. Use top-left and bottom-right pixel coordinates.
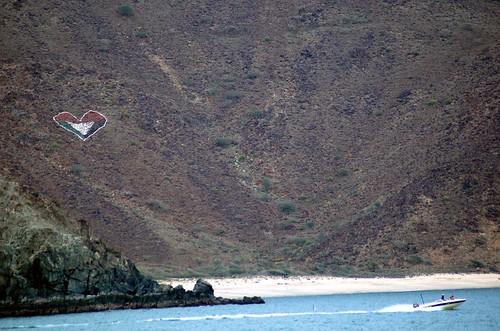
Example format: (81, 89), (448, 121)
(0, 178), (264, 317)
(0, 283), (265, 317)
(0, 178), (161, 302)
(193, 279), (214, 297)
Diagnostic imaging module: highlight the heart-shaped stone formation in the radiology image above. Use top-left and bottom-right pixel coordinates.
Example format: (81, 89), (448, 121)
(53, 111), (107, 141)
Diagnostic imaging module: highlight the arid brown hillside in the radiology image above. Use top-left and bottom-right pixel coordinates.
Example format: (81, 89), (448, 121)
(1, 0), (498, 276)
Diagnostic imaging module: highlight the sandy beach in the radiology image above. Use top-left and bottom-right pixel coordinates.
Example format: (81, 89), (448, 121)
(161, 273), (500, 298)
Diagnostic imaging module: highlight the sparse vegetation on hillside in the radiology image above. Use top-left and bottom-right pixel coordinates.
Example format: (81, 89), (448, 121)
(117, 5), (133, 17)
(224, 90), (243, 101)
(135, 31), (147, 38)
(258, 192), (270, 202)
(215, 137), (234, 148)
(70, 164), (83, 177)
(247, 107), (265, 119)
(277, 200), (297, 214)
(262, 177), (272, 192)
(147, 200), (168, 212)
(336, 169), (350, 177)
(246, 70), (258, 80)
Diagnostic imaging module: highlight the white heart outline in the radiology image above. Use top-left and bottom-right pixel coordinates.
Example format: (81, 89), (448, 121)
(53, 110), (108, 141)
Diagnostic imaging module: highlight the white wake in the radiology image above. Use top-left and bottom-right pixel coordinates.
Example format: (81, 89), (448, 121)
(139, 311), (370, 323)
(139, 303), (441, 323)
(376, 304), (441, 313)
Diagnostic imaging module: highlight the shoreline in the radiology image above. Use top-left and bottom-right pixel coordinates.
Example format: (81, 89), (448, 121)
(0, 294), (264, 318)
(0, 280), (264, 317)
(161, 273), (500, 299)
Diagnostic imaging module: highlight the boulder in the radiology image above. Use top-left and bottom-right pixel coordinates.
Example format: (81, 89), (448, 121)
(193, 279), (214, 298)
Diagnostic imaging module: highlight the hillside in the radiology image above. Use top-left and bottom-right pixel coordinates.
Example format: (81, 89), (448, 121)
(0, 0), (498, 277)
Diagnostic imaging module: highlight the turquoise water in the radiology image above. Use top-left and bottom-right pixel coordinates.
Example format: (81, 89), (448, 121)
(1, 288), (499, 330)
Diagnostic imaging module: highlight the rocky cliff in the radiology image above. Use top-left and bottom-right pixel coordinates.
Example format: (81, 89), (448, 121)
(0, 177), (263, 316)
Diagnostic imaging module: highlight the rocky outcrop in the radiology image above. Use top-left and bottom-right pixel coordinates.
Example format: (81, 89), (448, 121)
(0, 178), (264, 317)
(0, 280), (264, 317)
(1, 229), (162, 301)
(192, 278), (214, 297)
(0, 177), (158, 302)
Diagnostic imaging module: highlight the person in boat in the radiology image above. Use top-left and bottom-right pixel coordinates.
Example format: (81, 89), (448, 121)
(449, 295), (455, 300)
(441, 294), (445, 301)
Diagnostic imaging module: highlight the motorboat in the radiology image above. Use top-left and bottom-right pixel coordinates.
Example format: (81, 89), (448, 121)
(413, 297), (466, 310)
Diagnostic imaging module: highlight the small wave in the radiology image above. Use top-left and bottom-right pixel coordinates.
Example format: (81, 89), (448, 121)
(335, 310), (369, 314)
(139, 310), (371, 323)
(0, 323), (89, 330)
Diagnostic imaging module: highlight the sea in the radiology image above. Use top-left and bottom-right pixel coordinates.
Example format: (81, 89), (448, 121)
(1, 288), (499, 331)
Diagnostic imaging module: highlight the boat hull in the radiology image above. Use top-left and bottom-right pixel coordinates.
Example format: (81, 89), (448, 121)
(420, 299), (466, 310)
(440, 302), (463, 310)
